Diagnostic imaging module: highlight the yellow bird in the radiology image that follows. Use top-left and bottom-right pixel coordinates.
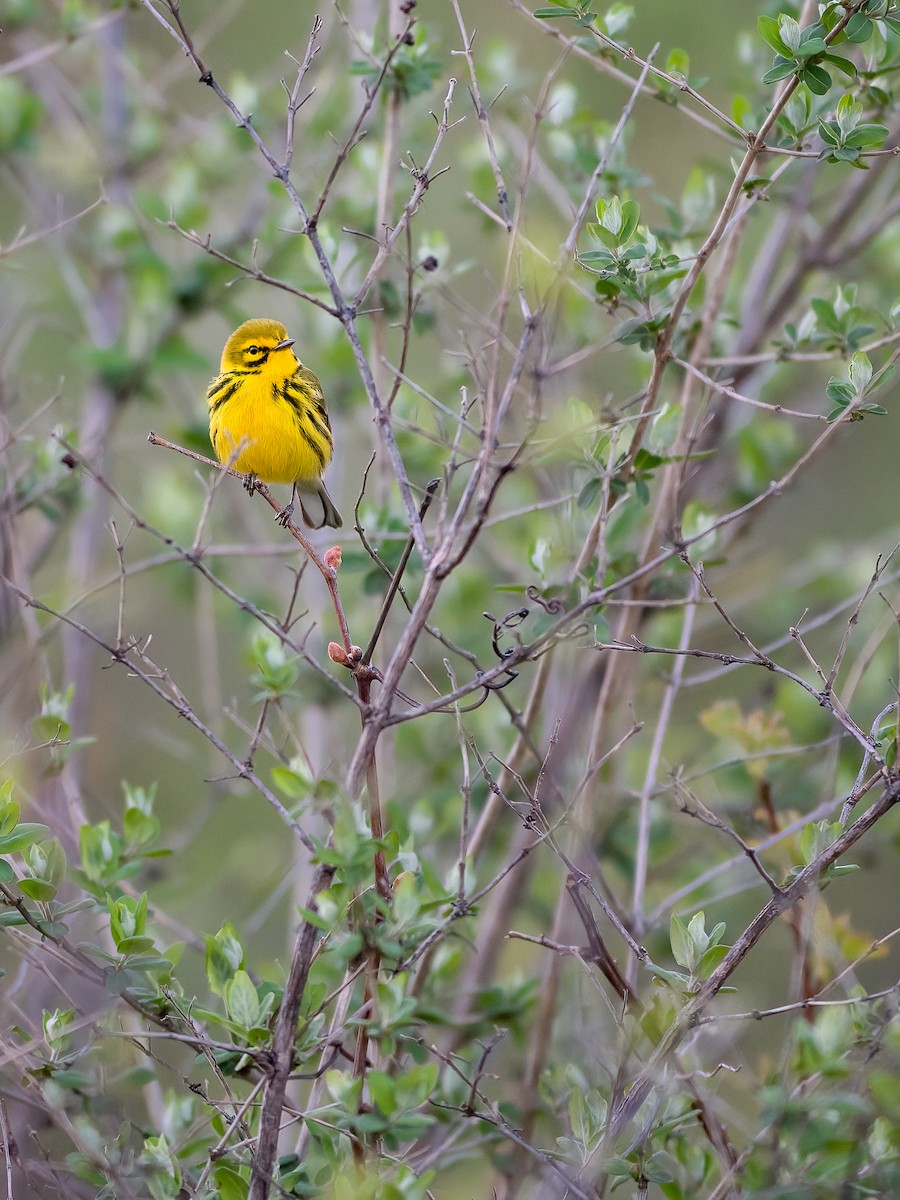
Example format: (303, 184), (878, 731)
(207, 318), (342, 529)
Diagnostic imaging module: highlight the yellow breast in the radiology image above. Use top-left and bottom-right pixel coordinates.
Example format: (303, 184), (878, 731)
(209, 373), (332, 484)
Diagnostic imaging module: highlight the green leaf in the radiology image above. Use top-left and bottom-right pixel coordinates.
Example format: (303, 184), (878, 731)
(817, 120), (840, 146)
(708, 921), (727, 947)
(619, 199), (641, 245)
(325, 1070), (362, 1110)
(271, 760), (313, 800)
(295, 904), (331, 931)
(26, 839), (66, 889)
(796, 37), (827, 59)
(577, 476), (602, 510)
(825, 380), (854, 404)
(670, 911), (693, 970)
(595, 196), (625, 239)
(0, 823), (51, 854)
(779, 15), (802, 52)
(758, 14), (791, 55)
(580, 246), (618, 265)
(645, 266), (688, 295)
(665, 47), (690, 80)
(212, 1162), (248, 1200)
(108, 892), (149, 950)
(604, 1158), (635, 1178)
(762, 59), (796, 85)
(0, 801), (20, 837)
(79, 821), (121, 885)
(802, 63), (832, 95)
(123, 807), (160, 849)
(821, 53), (858, 78)
(686, 911), (709, 957)
(116, 936), (156, 956)
(206, 923), (244, 996)
(698, 944), (730, 977)
(645, 959), (691, 989)
(811, 298), (841, 331)
(848, 351), (873, 391)
(845, 124), (888, 148)
(644, 1154), (676, 1184)
(875, 363), (896, 392)
(367, 1069), (398, 1116)
(18, 879), (57, 902)
(225, 970), (260, 1030)
(844, 13), (873, 41)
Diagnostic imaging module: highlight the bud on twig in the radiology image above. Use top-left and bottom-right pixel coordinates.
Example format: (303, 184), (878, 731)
(324, 546), (342, 571)
(327, 642), (351, 666)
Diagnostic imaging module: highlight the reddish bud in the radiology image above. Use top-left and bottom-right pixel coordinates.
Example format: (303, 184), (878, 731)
(327, 642), (351, 666)
(324, 545), (342, 571)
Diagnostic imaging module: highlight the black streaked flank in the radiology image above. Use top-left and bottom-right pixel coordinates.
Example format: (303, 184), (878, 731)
(207, 378), (240, 413)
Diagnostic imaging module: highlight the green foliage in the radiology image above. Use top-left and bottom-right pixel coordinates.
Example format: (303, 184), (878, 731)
(351, 28), (443, 101)
(790, 819), (859, 887)
(825, 350), (892, 421)
(818, 93), (889, 165)
(0, 794), (50, 858)
(32, 683), (96, 768)
(669, 910), (730, 983)
(739, 1003), (900, 1195)
(534, 1), (600, 26)
(0, 76), (43, 151)
(107, 891), (153, 954)
(206, 922), (246, 996)
(579, 195), (687, 325)
(758, 14), (856, 96)
(249, 627), (300, 700)
(1, 1), (899, 1197)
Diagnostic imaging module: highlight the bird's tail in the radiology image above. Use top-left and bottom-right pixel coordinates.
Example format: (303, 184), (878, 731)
(296, 480), (343, 529)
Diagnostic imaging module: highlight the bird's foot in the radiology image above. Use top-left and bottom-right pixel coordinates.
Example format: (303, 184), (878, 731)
(243, 472), (259, 497)
(275, 501), (294, 527)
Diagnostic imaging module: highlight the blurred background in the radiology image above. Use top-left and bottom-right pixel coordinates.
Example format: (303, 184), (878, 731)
(1, 1), (900, 1195)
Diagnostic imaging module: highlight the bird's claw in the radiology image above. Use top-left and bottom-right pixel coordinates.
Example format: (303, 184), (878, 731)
(243, 472), (259, 496)
(275, 502), (294, 527)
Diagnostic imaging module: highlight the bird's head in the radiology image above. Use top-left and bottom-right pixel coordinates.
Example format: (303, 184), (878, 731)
(220, 318), (297, 373)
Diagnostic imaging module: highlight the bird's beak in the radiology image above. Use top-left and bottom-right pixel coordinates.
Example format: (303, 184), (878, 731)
(274, 338), (295, 351)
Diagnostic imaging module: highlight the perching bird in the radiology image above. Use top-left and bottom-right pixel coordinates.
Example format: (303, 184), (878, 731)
(207, 318), (342, 529)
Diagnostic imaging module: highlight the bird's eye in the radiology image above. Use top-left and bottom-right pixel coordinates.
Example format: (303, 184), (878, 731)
(247, 345), (260, 355)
